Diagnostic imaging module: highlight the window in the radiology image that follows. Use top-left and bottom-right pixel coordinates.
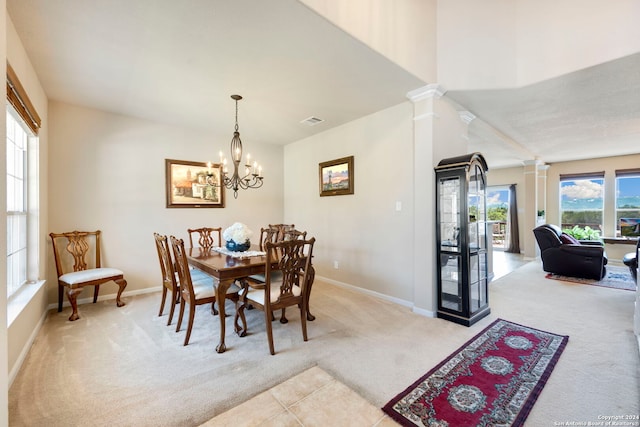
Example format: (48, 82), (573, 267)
(615, 170), (640, 235)
(487, 187), (509, 249)
(6, 109), (29, 296)
(559, 173), (605, 232)
(6, 63), (41, 299)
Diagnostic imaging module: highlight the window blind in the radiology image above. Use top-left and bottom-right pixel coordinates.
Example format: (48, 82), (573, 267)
(559, 171), (605, 181)
(615, 168), (640, 178)
(6, 62), (41, 135)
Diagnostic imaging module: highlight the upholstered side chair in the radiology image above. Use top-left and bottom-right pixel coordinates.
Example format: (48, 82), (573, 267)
(49, 230), (127, 321)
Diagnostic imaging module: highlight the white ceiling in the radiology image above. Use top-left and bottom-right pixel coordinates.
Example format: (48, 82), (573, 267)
(450, 52), (640, 169)
(7, 0), (640, 169)
(7, 0), (425, 145)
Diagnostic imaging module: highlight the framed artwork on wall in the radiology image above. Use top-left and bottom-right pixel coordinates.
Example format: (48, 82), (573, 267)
(319, 156), (354, 197)
(165, 159), (225, 208)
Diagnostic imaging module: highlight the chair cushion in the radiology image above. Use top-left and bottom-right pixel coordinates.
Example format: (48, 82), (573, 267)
(187, 282), (240, 300)
(560, 233), (580, 245)
(248, 271), (283, 283)
(59, 268), (123, 285)
(192, 282), (215, 299)
(244, 281), (301, 306)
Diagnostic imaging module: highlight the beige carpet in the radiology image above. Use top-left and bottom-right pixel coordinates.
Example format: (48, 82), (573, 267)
(9, 260), (640, 426)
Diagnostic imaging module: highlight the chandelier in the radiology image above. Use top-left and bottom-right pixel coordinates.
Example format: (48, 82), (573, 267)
(207, 94), (264, 199)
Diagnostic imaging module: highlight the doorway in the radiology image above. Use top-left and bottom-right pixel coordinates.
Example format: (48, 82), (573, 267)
(487, 187), (510, 250)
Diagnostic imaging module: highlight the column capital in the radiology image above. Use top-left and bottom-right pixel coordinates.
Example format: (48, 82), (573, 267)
(458, 111), (476, 125)
(407, 84), (447, 102)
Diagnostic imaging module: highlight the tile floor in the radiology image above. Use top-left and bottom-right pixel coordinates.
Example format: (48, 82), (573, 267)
(492, 250), (528, 280)
(200, 366), (397, 427)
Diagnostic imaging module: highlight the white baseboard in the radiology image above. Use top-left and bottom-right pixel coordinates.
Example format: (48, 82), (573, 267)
(315, 275), (435, 318)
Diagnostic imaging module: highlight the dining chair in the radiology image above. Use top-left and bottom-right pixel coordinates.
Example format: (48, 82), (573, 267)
(49, 230), (127, 321)
(253, 227), (311, 322)
(235, 237), (316, 355)
(170, 235), (242, 346)
(188, 227), (222, 251)
(257, 224), (295, 250)
(153, 232), (181, 326)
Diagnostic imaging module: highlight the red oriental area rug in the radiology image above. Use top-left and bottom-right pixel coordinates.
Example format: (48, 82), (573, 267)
(382, 319), (568, 427)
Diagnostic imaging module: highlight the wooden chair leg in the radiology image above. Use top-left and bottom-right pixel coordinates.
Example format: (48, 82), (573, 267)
(265, 309), (275, 355)
(58, 284), (64, 312)
(114, 278), (127, 307)
(234, 299), (247, 337)
(300, 303), (308, 342)
(167, 289), (177, 326)
(183, 304), (196, 346)
(92, 285), (100, 303)
(176, 297), (186, 333)
(66, 288), (83, 321)
(158, 286), (168, 317)
(280, 308), (288, 324)
(211, 300), (218, 316)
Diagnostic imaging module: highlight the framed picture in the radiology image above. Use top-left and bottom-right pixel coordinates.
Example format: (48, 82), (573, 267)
(319, 156), (354, 197)
(165, 159), (225, 208)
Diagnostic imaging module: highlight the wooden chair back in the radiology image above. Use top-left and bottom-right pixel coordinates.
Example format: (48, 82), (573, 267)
(170, 236), (196, 304)
(283, 229), (307, 242)
(258, 224), (297, 250)
(269, 223), (295, 242)
(265, 238), (315, 308)
(153, 232), (181, 325)
(187, 227), (222, 251)
(154, 233), (177, 292)
(50, 230), (103, 278)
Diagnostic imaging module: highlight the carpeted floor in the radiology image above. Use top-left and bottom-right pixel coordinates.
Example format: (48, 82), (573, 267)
(8, 260), (640, 426)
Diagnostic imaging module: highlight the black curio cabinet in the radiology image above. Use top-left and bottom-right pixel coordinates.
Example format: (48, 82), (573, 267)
(435, 152), (490, 326)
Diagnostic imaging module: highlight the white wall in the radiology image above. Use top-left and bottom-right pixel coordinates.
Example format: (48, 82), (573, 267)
(299, 0), (437, 83)
(437, 0), (640, 90)
(437, 0), (518, 90)
(284, 102), (415, 302)
(47, 101), (284, 302)
(516, 0), (640, 85)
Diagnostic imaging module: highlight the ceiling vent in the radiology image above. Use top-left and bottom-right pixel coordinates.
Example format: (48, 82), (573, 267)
(300, 116), (324, 126)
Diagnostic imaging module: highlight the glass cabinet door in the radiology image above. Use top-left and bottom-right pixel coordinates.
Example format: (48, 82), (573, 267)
(438, 176), (462, 312)
(439, 177), (461, 253)
(435, 153), (491, 326)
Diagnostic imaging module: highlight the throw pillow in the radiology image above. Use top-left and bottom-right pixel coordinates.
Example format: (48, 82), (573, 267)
(560, 233), (580, 245)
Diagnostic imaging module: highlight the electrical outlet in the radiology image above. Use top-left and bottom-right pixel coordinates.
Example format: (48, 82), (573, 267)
(333, 260), (339, 269)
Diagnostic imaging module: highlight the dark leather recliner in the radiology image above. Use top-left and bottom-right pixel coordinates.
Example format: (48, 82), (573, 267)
(622, 238), (639, 281)
(533, 224), (607, 280)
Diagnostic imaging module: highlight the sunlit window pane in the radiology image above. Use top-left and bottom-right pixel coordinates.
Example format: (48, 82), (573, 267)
(616, 175), (640, 235)
(559, 178), (604, 232)
(6, 108), (31, 297)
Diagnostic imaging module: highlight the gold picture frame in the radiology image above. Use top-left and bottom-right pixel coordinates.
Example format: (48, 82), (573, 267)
(165, 159), (225, 208)
(319, 156), (354, 197)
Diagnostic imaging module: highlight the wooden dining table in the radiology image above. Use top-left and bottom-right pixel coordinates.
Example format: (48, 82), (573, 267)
(186, 246), (315, 353)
